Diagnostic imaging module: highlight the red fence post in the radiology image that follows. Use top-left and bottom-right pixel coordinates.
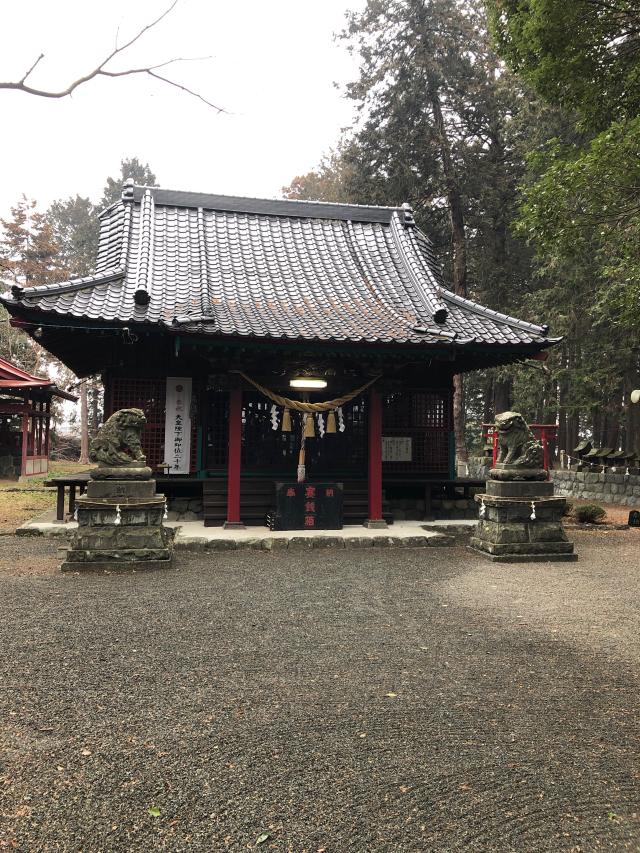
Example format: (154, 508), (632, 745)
(365, 388), (387, 528)
(224, 388), (245, 529)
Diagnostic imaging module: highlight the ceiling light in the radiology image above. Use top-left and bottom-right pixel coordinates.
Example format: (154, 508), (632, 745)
(289, 377), (327, 390)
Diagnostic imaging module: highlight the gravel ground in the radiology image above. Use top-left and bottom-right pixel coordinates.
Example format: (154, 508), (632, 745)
(1, 531), (639, 852)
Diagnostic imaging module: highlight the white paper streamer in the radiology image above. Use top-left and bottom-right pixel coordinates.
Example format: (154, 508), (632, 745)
(163, 498), (168, 520)
(337, 406), (345, 433)
(114, 504), (122, 526)
(270, 404), (279, 430)
(479, 498), (486, 518)
(317, 413), (325, 437)
(530, 501), (536, 521)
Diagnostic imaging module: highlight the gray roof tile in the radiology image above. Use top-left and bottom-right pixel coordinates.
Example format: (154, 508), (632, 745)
(3, 184), (553, 349)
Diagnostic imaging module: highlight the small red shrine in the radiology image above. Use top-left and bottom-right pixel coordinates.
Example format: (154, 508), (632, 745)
(0, 357), (76, 478)
(0, 181), (557, 522)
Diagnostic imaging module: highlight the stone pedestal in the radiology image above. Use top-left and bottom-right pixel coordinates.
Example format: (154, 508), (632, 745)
(470, 477), (576, 562)
(61, 477), (173, 572)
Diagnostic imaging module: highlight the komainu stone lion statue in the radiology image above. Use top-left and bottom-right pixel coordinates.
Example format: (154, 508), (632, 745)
(495, 411), (544, 469)
(90, 408), (147, 467)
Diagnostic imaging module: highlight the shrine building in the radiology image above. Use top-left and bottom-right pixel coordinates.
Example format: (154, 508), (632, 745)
(0, 181), (556, 525)
(0, 355), (76, 478)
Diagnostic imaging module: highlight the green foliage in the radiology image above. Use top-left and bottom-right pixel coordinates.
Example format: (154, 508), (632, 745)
(46, 195), (97, 278)
(573, 503), (606, 524)
(0, 197), (68, 374)
(100, 157), (158, 209)
(518, 117), (640, 329)
(487, 0), (640, 130)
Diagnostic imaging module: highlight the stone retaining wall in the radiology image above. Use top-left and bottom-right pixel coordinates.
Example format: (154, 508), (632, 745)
(168, 494), (479, 522)
(552, 469), (640, 506)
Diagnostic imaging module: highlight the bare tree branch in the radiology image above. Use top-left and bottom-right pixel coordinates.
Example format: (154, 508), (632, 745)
(0, 0), (224, 112)
(20, 53), (44, 84)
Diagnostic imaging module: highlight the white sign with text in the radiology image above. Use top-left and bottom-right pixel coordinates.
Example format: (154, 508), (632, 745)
(164, 377), (192, 474)
(382, 436), (412, 462)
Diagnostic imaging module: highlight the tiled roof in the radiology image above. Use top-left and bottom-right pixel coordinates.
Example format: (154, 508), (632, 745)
(2, 182), (554, 349)
(0, 356), (76, 401)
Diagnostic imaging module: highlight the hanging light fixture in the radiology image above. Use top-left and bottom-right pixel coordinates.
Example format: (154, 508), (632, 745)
(289, 376), (327, 390)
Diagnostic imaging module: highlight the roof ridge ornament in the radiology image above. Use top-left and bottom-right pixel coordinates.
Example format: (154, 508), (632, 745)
(121, 178), (135, 202)
(401, 203), (415, 227)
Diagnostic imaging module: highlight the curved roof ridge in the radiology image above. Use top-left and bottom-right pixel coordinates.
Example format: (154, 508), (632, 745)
(441, 289), (549, 335)
(389, 213), (448, 325)
(10, 268), (125, 302)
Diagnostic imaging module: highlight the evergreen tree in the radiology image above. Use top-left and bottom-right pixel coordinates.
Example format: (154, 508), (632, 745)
(100, 157), (158, 210)
(46, 195), (97, 278)
(0, 197), (68, 373)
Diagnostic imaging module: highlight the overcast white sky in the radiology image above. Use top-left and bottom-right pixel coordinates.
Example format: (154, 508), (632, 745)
(0, 0), (364, 218)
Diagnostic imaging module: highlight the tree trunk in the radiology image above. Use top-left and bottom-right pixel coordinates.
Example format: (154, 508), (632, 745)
(606, 392), (622, 449)
(429, 82), (468, 463)
(493, 377), (512, 416)
(483, 376), (494, 427)
(79, 379), (90, 464)
(90, 380), (99, 437)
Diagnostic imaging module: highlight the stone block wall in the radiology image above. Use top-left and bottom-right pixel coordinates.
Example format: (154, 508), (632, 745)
(168, 494), (479, 522)
(167, 497), (204, 521)
(467, 456), (491, 480)
(552, 469), (640, 506)
(387, 496), (477, 521)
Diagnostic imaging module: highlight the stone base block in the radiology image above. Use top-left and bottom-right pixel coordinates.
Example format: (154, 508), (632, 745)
(476, 494), (567, 524)
(363, 519), (388, 529)
(490, 465), (546, 481)
(61, 558), (173, 573)
(470, 536), (573, 556)
(87, 479), (157, 499)
(63, 487), (173, 572)
(76, 500), (165, 528)
(486, 480), (554, 498)
(90, 466), (153, 480)
(65, 547), (172, 563)
(72, 527), (168, 551)
(468, 545), (578, 563)
(472, 491), (575, 562)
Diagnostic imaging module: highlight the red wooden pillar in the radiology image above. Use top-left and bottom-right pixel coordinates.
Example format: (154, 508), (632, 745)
(365, 388), (387, 528)
(224, 388), (245, 529)
(20, 395), (29, 478)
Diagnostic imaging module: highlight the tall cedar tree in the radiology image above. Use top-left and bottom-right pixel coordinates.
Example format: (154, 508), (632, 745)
(487, 0), (640, 452)
(0, 197), (67, 374)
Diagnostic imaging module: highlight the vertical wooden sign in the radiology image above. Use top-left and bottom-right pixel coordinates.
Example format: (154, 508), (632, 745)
(164, 377), (192, 474)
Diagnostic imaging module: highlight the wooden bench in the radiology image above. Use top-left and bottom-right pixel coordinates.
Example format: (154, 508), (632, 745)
(45, 472), (92, 521)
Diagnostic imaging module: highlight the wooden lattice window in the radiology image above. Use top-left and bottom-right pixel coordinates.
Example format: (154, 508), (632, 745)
(239, 391), (367, 476)
(107, 377), (197, 472)
(205, 390), (229, 470)
(383, 390), (452, 475)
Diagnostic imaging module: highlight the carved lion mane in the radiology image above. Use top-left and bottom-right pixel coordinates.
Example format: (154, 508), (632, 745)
(495, 411), (543, 468)
(90, 408), (147, 467)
